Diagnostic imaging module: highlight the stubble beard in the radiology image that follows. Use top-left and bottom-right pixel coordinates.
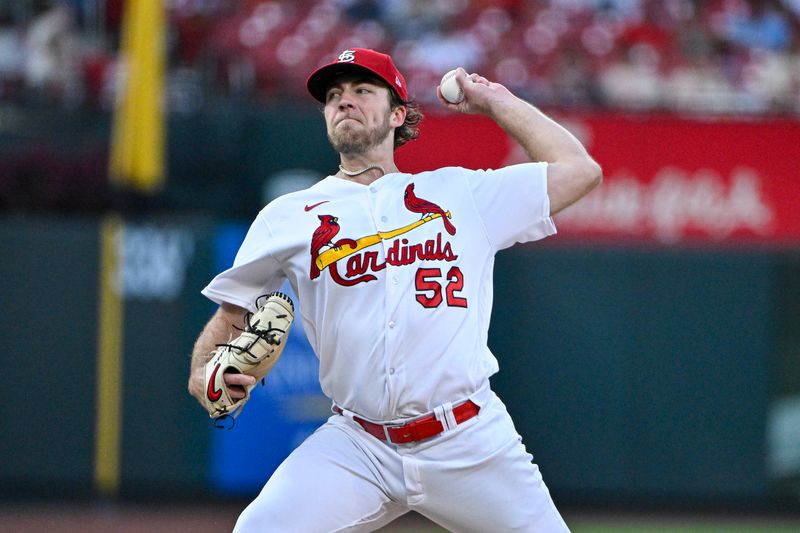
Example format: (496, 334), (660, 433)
(328, 115), (392, 156)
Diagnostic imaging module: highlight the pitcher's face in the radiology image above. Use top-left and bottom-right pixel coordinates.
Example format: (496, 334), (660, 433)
(324, 78), (399, 155)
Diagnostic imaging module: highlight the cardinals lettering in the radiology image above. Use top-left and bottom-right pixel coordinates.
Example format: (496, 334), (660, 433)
(309, 183), (458, 286)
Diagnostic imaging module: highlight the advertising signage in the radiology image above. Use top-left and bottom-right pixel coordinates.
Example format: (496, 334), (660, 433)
(397, 112), (800, 244)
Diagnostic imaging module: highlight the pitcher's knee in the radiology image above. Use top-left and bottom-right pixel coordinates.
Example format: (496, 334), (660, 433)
(233, 502), (285, 532)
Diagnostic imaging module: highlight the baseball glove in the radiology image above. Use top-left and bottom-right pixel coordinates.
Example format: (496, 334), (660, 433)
(203, 292), (295, 421)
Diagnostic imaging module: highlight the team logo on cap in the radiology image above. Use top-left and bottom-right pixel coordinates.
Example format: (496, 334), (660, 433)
(337, 50), (356, 63)
(395, 76), (402, 88)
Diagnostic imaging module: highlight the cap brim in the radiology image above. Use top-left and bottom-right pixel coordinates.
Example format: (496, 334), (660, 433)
(307, 63), (392, 103)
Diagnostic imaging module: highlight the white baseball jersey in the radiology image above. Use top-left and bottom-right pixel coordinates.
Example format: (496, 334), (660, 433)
(202, 162), (555, 422)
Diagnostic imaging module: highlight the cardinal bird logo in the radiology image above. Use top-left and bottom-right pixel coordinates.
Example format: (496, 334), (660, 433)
(404, 183), (456, 235)
(310, 215), (341, 279)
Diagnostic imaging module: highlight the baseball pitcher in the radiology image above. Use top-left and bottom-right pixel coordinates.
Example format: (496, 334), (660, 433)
(188, 47), (601, 532)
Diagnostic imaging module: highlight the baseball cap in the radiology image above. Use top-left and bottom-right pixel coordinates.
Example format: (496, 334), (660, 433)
(307, 48), (408, 102)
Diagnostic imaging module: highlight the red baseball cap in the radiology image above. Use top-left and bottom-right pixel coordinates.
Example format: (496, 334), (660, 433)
(307, 48), (408, 103)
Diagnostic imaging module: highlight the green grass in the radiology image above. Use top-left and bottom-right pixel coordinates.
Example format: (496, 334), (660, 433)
(380, 513), (800, 532)
(570, 520), (800, 533)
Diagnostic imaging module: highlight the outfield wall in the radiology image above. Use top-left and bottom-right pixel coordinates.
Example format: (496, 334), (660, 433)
(1, 109), (798, 507)
(1, 215), (797, 506)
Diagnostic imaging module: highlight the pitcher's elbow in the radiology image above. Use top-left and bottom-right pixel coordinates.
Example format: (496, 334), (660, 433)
(586, 160), (603, 190)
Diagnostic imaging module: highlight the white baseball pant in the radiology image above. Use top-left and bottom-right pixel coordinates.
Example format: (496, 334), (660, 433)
(233, 389), (570, 532)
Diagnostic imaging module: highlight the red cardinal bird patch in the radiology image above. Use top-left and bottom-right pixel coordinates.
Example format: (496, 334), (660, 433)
(404, 183), (456, 235)
(309, 214), (340, 279)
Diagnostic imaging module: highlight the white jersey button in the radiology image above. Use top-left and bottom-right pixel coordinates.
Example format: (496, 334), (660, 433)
(388, 321), (396, 329)
(389, 368), (395, 375)
(392, 277), (399, 285)
(381, 216), (388, 222)
(369, 187), (377, 193)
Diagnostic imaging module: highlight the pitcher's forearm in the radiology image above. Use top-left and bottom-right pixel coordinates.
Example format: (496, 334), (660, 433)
(188, 303), (248, 400)
(488, 96), (591, 164)
(484, 91), (601, 214)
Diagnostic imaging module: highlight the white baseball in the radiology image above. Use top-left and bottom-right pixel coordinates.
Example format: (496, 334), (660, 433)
(440, 69), (464, 104)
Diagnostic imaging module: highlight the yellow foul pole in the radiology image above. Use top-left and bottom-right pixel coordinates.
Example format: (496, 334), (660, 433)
(109, 0), (166, 192)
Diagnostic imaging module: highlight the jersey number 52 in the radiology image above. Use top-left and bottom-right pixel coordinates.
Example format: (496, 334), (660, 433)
(415, 267), (468, 309)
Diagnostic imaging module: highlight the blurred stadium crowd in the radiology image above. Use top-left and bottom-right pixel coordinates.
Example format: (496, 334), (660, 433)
(1, 0), (799, 116)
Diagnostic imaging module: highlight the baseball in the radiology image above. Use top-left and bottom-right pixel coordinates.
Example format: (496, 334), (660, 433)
(440, 69), (464, 104)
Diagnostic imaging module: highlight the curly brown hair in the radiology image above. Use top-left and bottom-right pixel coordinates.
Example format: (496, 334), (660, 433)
(388, 90), (424, 150)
